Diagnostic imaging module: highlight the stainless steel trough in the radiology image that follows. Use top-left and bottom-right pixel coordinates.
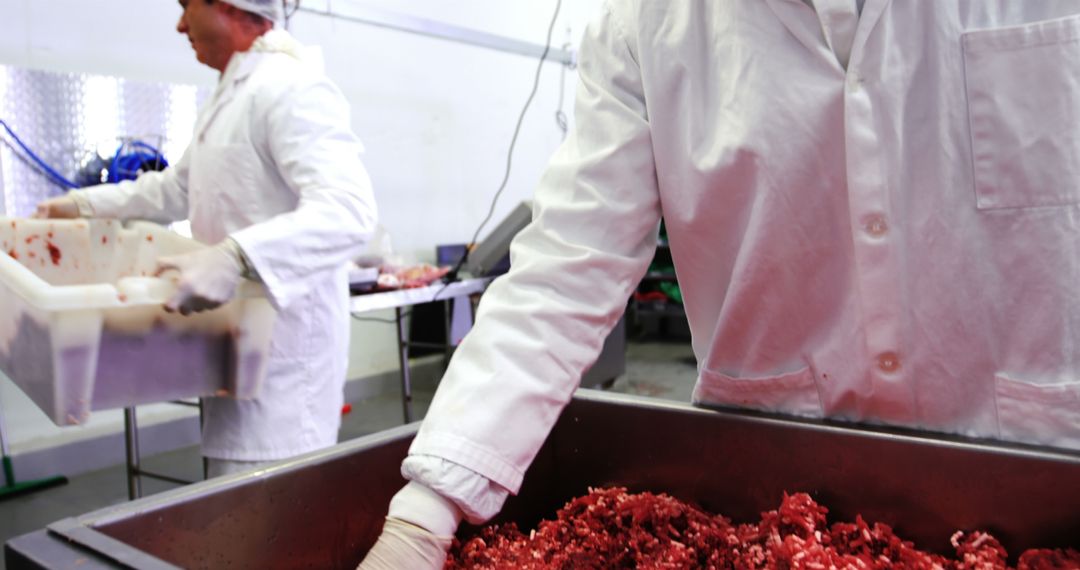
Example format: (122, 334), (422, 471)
(6, 390), (1080, 568)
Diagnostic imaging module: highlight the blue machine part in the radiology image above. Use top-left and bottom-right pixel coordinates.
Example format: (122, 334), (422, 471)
(106, 140), (168, 184)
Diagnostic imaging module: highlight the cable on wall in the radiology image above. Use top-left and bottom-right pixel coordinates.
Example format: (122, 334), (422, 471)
(438, 0), (564, 295)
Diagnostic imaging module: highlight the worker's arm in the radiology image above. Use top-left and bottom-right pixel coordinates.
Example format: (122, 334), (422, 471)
(361, 2), (662, 564)
(228, 74), (377, 312)
(56, 146), (192, 222)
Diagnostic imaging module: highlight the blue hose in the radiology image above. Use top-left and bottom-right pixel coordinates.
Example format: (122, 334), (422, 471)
(0, 119), (79, 190)
(108, 140), (168, 183)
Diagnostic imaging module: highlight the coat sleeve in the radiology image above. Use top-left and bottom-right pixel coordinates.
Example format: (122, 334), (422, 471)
(72, 146), (191, 223)
(228, 74), (378, 312)
(403, 0), (661, 520)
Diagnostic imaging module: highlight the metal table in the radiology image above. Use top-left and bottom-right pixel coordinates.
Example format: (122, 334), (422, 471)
(349, 277), (491, 423)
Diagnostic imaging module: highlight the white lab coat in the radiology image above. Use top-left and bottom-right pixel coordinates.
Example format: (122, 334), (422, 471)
(76, 32), (377, 461)
(404, 0), (1080, 522)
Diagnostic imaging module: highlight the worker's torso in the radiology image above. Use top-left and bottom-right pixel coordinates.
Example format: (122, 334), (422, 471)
(627, 0), (1080, 448)
(188, 52), (298, 243)
(187, 51), (350, 459)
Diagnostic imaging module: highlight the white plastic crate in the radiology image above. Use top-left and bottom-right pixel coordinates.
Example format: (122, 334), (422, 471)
(0, 217), (276, 426)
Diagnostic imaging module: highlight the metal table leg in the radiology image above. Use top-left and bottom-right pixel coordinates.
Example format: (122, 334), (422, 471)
(395, 306), (414, 423)
(124, 400), (205, 500)
(443, 298), (454, 368)
(200, 398), (208, 480)
(123, 407), (142, 500)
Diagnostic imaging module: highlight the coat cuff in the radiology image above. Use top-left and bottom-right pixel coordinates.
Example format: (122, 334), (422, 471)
(401, 453), (512, 524)
(407, 431), (525, 494)
(228, 227), (293, 311)
(224, 238), (260, 281)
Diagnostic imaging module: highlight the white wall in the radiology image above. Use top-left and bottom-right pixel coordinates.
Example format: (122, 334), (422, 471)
(0, 0), (603, 458)
(0, 0), (602, 261)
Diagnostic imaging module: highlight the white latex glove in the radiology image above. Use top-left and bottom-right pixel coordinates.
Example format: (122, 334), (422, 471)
(358, 482), (462, 570)
(33, 195), (92, 219)
(358, 517), (452, 570)
(154, 239), (246, 315)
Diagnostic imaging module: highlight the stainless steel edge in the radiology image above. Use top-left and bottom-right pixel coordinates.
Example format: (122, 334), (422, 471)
(44, 521), (179, 570)
(40, 422), (421, 569)
(572, 388), (1080, 464)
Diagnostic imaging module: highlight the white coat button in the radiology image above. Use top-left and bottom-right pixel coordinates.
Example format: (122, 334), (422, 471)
(848, 74), (863, 89)
(877, 352), (901, 373)
(864, 215), (888, 237)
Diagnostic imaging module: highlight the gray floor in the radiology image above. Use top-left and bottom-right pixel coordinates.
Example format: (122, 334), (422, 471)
(0, 339), (697, 569)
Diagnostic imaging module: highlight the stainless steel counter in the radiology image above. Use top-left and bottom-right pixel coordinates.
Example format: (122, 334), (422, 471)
(7, 390), (1080, 568)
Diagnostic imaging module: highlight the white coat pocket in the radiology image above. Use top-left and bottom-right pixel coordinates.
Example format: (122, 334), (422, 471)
(962, 15), (1080, 210)
(693, 366), (822, 418)
(994, 374), (1080, 450)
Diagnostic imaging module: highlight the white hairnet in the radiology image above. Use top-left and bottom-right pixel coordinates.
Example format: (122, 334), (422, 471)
(220, 0), (283, 23)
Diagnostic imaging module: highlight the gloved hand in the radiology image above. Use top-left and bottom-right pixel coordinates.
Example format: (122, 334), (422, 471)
(358, 482), (462, 570)
(154, 239), (246, 315)
(33, 195), (91, 219)
(357, 517), (452, 570)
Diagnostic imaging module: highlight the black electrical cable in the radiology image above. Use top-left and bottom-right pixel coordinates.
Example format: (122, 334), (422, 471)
(555, 41), (574, 139)
(0, 120), (79, 190)
(283, 0), (300, 28)
(351, 312), (410, 324)
(435, 0), (563, 304)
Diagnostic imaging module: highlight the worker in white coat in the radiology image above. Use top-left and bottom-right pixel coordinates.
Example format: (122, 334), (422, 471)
(359, 1), (1080, 567)
(36, 0), (377, 476)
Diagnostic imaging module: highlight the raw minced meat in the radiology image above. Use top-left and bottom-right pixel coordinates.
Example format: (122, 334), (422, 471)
(445, 487), (1079, 570)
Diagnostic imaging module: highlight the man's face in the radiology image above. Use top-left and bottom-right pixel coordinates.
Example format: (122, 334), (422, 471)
(176, 0), (234, 72)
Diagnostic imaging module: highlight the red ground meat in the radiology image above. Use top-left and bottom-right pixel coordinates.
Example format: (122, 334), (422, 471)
(1018, 549), (1080, 570)
(445, 488), (1079, 570)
